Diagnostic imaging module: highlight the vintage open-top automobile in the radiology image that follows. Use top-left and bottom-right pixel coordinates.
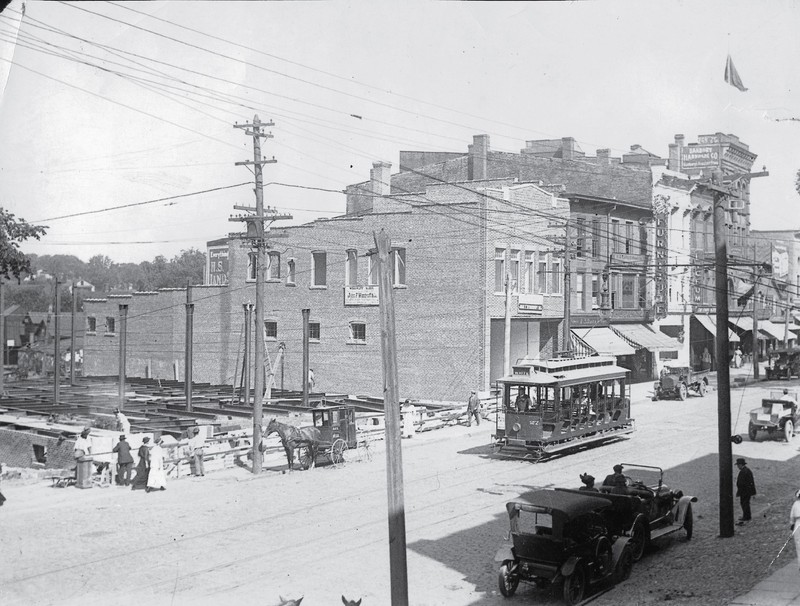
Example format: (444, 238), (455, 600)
(558, 464), (696, 562)
(652, 366), (710, 401)
(747, 390), (800, 442)
(495, 489), (635, 605)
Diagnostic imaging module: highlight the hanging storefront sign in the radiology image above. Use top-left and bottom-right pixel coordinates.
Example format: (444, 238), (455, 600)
(653, 195), (670, 319)
(518, 293), (544, 315)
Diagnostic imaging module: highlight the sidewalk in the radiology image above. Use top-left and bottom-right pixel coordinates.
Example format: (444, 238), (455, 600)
(730, 562), (800, 606)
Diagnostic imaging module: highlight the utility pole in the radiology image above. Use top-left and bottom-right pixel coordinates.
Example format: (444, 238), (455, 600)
(503, 246), (512, 376)
(563, 223), (572, 354)
(231, 114), (290, 474)
(185, 282), (194, 413)
(374, 229), (409, 605)
(302, 308), (310, 408)
(118, 304), (128, 411)
(0, 281), (5, 397)
(243, 303), (252, 406)
(785, 305), (791, 349)
(70, 282), (76, 386)
(700, 167), (768, 539)
(54, 279), (60, 406)
(752, 245), (760, 380)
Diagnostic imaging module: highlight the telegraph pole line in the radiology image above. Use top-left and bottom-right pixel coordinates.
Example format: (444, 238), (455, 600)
(231, 114), (290, 475)
(752, 245), (760, 380)
(563, 223), (572, 354)
(503, 246), (512, 376)
(54, 279), (60, 406)
(699, 167), (768, 539)
(70, 282), (76, 386)
(185, 282), (194, 413)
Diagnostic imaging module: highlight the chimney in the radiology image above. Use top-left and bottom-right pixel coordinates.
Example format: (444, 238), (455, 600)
(561, 137), (576, 160)
(468, 134), (489, 181)
(370, 161), (391, 197)
(674, 134), (685, 146)
(596, 148), (610, 164)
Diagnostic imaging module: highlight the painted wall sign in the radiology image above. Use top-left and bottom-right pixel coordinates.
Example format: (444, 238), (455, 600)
(207, 246), (229, 286)
(344, 286), (379, 306)
(681, 144), (721, 169)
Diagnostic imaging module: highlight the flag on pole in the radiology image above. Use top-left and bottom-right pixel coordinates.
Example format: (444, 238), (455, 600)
(724, 54), (748, 92)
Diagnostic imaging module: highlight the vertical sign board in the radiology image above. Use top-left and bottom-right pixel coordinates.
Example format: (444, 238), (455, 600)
(207, 246), (229, 286)
(653, 195), (670, 320)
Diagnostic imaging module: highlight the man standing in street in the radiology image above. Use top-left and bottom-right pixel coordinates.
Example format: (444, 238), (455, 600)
(189, 427), (206, 477)
(114, 409), (131, 435)
(736, 457), (756, 524)
(112, 435), (134, 486)
(467, 390), (481, 427)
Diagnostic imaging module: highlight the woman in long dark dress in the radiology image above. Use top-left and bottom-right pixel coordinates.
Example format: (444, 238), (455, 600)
(131, 437), (151, 491)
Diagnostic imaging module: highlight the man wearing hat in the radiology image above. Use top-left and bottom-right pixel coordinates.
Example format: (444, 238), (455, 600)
(736, 457), (756, 523)
(188, 427), (206, 477)
(603, 464), (626, 490)
(112, 435), (134, 486)
(114, 409), (131, 434)
(467, 390), (482, 427)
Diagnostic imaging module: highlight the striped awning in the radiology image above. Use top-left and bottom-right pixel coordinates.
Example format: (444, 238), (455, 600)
(730, 317), (786, 341)
(610, 324), (680, 352)
(572, 328), (636, 357)
(694, 314), (740, 342)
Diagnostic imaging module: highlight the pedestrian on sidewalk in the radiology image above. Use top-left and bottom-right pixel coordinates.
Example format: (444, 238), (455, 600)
(188, 427), (206, 476)
(734, 347), (743, 369)
(789, 489), (800, 570)
(736, 457), (756, 524)
(467, 390), (481, 427)
(146, 437), (167, 493)
(131, 436), (151, 491)
(112, 435), (134, 486)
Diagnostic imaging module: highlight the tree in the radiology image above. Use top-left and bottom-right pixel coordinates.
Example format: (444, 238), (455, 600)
(0, 209), (47, 281)
(796, 168), (800, 197)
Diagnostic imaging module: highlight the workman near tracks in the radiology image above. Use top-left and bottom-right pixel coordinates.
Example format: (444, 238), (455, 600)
(467, 390), (481, 427)
(112, 435), (134, 486)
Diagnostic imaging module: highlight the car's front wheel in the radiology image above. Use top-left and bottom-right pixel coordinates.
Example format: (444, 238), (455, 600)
(748, 421), (758, 441)
(785, 420), (795, 442)
(613, 543), (634, 584)
(498, 560), (519, 598)
(563, 565), (586, 605)
(630, 520), (647, 562)
(684, 505), (693, 540)
(678, 383), (688, 400)
(698, 381), (707, 396)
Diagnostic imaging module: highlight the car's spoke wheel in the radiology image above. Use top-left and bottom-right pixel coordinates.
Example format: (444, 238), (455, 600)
(698, 381), (707, 396)
(563, 565), (586, 606)
(748, 421), (758, 441)
(785, 420), (795, 442)
(498, 560), (519, 598)
(684, 505), (694, 540)
(678, 383), (688, 400)
(630, 520), (647, 562)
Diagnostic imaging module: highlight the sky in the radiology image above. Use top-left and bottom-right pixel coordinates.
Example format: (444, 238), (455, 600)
(0, 0), (799, 264)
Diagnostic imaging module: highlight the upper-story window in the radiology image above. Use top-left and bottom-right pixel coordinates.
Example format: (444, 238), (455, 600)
(266, 252), (281, 280)
(509, 249), (520, 293)
(522, 251), (535, 294)
(312, 251), (327, 287)
(494, 248), (505, 293)
(87, 317), (97, 333)
(575, 218), (585, 258)
(247, 252), (257, 281)
(309, 322), (321, 342)
(349, 321), (366, 344)
(391, 247), (406, 287)
(286, 259), (296, 285)
(537, 257), (547, 295)
(105, 317), (116, 334)
(346, 250), (358, 287)
(367, 253), (378, 286)
(264, 320), (277, 340)
(550, 258), (562, 294)
(591, 219), (601, 257)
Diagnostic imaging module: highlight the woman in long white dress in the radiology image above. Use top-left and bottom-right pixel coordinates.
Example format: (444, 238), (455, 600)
(146, 438), (167, 492)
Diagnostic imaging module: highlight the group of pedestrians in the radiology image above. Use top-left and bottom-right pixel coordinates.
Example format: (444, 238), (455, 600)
(74, 423), (207, 494)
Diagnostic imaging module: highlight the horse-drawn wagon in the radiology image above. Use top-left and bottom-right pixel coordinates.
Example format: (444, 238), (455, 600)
(265, 403), (359, 470)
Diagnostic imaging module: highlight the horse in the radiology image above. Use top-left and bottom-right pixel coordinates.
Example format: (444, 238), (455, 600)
(342, 597), (362, 606)
(264, 419), (321, 471)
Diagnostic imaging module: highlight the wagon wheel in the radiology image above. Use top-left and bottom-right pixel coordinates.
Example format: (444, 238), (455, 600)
(748, 421), (758, 441)
(698, 381), (707, 396)
(677, 383), (688, 400)
(562, 564), (586, 605)
(330, 439), (348, 466)
(498, 560), (519, 597)
(297, 446), (314, 470)
(785, 420), (795, 442)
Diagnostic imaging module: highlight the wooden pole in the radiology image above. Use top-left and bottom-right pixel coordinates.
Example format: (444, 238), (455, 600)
(302, 308), (310, 408)
(711, 170), (734, 538)
(0, 281), (5, 397)
(70, 281), (76, 386)
(118, 304), (128, 411)
(503, 246), (512, 376)
(243, 303), (252, 406)
(185, 283), (194, 413)
(374, 229), (409, 605)
(252, 116), (265, 475)
(752, 245), (760, 380)
(785, 305), (791, 349)
(54, 279), (60, 406)
(563, 222), (572, 354)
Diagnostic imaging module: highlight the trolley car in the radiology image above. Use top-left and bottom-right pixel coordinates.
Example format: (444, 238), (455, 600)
(493, 355), (633, 461)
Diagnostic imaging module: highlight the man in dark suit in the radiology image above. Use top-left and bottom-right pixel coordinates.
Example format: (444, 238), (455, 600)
(112, 435), (134, 486)
(736, 457), (756, 524)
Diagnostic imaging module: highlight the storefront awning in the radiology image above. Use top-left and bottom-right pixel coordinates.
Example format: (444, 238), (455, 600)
(729, 317), (787, 341)
(571, 328), (636, 357)
(610, 324), (680, 352)
(694, 314), (740, 343)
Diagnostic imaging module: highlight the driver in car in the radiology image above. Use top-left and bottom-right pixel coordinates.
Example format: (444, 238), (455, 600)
(603, 464), (627, 494)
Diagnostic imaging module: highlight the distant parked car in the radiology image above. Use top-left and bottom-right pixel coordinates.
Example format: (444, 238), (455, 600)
(747, 390), (800, 442)
(652, 367), (710, 401)
(495, 490), (635, 605)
